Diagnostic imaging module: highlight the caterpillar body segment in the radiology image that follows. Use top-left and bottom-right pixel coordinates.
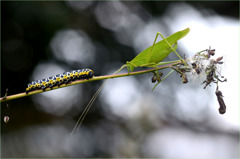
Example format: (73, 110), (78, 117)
(54, 74), (64, 86)
(26, 81), (36, 94)
(35, 80), (42, 89)
(40, 78), (49, 91)
(70, 70), (78, 80)
(62, 72), (71, 84)
(48, 76), (56, 88)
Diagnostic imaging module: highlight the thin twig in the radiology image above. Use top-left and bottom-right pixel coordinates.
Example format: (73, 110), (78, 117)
(0, 61), (182, 103)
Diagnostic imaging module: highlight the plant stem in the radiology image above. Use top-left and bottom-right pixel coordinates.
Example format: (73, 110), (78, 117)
(0, 61), (182, 103)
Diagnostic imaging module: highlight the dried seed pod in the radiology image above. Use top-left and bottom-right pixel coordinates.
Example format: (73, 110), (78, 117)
(152, 75), (157, 83)
(182, 73), (188, 83)
(208, 49), (215, 56)
(215, 89), (226, 114)
(207, 46), (215, 57)
(151, 72), (163, 83)
(213, 56), (224, 64)
(216, 56), (223, 62)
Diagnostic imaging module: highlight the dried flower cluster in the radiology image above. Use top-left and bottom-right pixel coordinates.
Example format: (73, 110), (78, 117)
(188, 47), (227, 114)
(152, 47), (227, 114)
(184, 47), (227, 114)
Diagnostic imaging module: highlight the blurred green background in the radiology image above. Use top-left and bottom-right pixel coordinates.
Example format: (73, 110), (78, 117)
(1, 1), (239, 158)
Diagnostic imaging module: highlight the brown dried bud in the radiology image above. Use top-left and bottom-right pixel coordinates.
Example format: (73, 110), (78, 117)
(216, 56), (223, 62)
(152, 72), (163, 83)
(208, 49), (215, 56)
(152, 76), (157, 83)
(213, 56), (224, 64)
(215, 90), (226, 114)
(182, 73), (188, 83)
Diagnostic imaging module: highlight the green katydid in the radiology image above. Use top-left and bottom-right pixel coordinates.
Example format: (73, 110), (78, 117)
(126, 28), (189, 72)
(70, 28), (190, 135)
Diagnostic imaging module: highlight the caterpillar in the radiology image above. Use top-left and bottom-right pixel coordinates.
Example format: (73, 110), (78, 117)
(26, 68), (94, 94)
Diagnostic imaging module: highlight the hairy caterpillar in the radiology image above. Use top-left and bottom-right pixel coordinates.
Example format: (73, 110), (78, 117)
(26, 68), (94, 94)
